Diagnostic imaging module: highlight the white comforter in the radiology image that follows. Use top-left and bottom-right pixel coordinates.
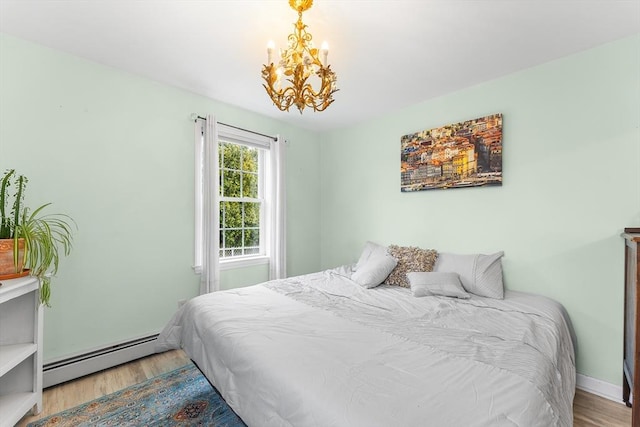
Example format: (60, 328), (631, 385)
(156, 267), (576, 427)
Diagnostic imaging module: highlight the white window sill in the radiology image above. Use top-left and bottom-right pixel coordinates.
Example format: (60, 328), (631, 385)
(220, 256), (269, 270)
(192, 256), (269, 274)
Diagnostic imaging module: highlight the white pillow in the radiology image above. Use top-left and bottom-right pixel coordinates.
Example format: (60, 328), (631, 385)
(433, 251), (505, 299)
(407, 272), (470, 299)
(355, 241), (389, 271)
(352, 254), (398, 288)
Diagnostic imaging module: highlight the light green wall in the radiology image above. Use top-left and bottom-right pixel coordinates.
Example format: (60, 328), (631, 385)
(319, 35), (640, 385)
(0, 33), (321, 360)
(220, 264), (269, 291)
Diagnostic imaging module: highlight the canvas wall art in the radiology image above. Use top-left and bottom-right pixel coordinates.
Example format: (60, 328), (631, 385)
(401, 113), (503, 192)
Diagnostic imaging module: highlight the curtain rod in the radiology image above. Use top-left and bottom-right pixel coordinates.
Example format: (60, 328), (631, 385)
(194, 115), (277, 142)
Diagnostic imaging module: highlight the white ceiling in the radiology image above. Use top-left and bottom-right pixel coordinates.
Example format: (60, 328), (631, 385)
(1, 0), (638, 131)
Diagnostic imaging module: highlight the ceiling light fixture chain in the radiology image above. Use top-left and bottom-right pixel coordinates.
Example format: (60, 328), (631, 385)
(262, 0), (338, 113)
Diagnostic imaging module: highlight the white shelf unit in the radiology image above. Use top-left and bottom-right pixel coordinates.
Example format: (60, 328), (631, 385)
(0, 276), (42, 427)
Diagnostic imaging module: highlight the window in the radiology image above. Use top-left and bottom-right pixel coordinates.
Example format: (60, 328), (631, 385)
(194, 119), (285, 275)
(219, 140), (265, 258)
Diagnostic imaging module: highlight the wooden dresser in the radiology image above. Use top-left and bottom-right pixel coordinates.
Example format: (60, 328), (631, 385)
(623, 228), (640, 426)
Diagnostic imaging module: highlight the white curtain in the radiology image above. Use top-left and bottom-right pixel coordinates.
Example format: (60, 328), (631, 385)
(269, 136), (286, 280)
(199, 115), (220, 294)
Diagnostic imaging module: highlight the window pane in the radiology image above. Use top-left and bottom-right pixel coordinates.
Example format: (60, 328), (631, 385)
(244, 202), (260, 227)
(223, 170), (241, 197)
(222, 202), (242, 228)
(244, 228), (260, 248)
(242, 147), (258, 173)
(242, 172), (258, 198)
(222, 142), (241, 170)
(224, 229), (242, 250)
(245, 247), (260, 255)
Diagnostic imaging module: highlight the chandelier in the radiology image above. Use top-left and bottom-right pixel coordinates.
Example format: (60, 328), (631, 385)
(262, 0), (338, 113)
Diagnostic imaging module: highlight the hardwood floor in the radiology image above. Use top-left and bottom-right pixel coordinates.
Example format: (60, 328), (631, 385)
(18, 350), (631, 426)
(574, 388), (631, 426)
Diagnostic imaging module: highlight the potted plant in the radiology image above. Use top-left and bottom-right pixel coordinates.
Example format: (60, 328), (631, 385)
(0, 169), (75, 306)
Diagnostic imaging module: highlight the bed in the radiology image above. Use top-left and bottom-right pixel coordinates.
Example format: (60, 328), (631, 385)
(156, 260), (576, 426)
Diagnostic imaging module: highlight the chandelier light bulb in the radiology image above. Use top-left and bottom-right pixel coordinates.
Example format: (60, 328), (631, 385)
(267, 40), (275, 64)
(320, 41), (329, 66)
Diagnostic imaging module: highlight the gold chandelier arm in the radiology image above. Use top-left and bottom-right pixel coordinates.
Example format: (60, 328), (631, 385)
(300, 69), (337, 111)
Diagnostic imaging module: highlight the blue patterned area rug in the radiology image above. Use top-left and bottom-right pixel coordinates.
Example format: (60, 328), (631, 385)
(28, 364), (247, 427)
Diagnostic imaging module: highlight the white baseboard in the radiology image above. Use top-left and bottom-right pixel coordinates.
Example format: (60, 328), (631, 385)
(576, 373), (627, 404)
(43, 333), (159, 388)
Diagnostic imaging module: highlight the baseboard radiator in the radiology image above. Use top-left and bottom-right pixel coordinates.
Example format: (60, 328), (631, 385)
(43, 334), (159, 388)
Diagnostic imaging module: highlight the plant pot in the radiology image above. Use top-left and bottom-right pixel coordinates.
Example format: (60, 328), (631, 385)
(0, 238), (28, 280)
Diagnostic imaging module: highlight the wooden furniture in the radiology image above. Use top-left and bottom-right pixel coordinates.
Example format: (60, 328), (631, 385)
(0, 276), (42, 427)
(623, 228), (640, 426)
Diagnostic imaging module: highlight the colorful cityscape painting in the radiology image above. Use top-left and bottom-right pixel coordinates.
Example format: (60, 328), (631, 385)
(400, 113), (503, 192)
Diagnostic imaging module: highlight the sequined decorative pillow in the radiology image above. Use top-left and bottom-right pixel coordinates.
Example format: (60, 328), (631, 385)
(384, 245), (438, 287)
